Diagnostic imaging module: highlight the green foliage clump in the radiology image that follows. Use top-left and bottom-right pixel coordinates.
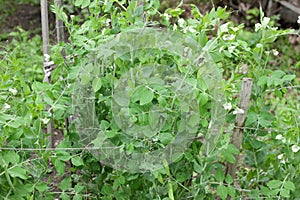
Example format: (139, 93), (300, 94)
(0, 1), (299, 199)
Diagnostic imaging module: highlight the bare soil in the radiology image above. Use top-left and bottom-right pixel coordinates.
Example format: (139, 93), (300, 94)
(0, 3), (56, 40)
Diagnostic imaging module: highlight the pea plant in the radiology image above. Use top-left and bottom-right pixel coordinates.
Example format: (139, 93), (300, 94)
(0, 1), (299, 199)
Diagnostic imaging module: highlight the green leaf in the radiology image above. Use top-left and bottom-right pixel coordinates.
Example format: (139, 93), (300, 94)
(100, 120), (110, 130)
(106, 130), (117, 138)
(92, 77), (102, 92)
(215, 167), (225, 182)
(81, 0), (90, 8)
(280, 189), (290, 198)
(274, 89), (282, 98)
(54, 159), (65, 175)
(35, 182), (49, 192)
(132, 85), (154, 105)
(193, 161), (202, 173)
(271, 70), (285, 79)
(216, 7), (229, 19)
(175, 171), (190, 182)
(73, 194), (83, 200)
(113, 91), (129, 106)
(269, 189), (280, 196)
(75, 0), (83, 7)
(188, 114), (199, 127)
(222, 149), (236, 163)
(227, 144), (239, 154)
(171, 152), (184, 163)
(113, 176), (125, 188)
(60, 176), (71, 191)
(217, 185), (228, 200)
(71, 156), (84, 166)
(227, 186), (235, 197)
(8, 166), (28, 179)
(60, 192), (70, 200)
(249, 138), (264, 149)
(158, 132), (174, 145)
(101, 184), (113, 195)
(104, 1), (113, 12)
(282, 74), (295, 82)
(74, 183), (84, 193)
(197, 78), (208, 91)
(58, 155), (71, 162)
(198, 93), (208, 106)
(149, 110), (159, 129)
(267, 180), (282, 189)
(6, 119), (22, 128)
(225, 174), (233, 184)
(13, 183), (33, 196)
(2, 151), (20, 165)
(260, 185), (272, 196)
(80, 73), (90, 85)
(283, 181), (295, 191)
(257, 76), (267, 86)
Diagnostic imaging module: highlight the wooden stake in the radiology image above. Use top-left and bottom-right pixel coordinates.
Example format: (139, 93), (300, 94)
(41, 0), (54, 147)
(41, 0), (49, 56)
(55, 0), (65, 43)
(226, 78), (253, 184)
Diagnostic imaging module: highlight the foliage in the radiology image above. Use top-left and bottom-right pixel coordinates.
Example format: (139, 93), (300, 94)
(0, 0), (299, 199)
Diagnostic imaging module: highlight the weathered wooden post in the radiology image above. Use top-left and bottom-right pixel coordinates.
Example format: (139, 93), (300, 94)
(41, 0), (54, 147)
(226, 78), (253, 185)
(41, 0), (49, 56)
(55, 0), (65, 43)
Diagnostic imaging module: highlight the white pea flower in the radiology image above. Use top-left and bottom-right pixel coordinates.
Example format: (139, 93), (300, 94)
(106, 19), (111, 26)
(282, 138), (286, 143)
(222, 34), (235, 41)
(261, 17), (270, 27)
(297, 16), (300, 24)
(230, 27), (239, 32)
(233, 107), (244, 115)
(228, 45), (236, 53)
(272, 49), (279, 56)
(292, 145), (300, 153)
(44, 54), (50, 62)
(220, 22), (229, 33)
(70, 15), (75, 19)
(183, 27), (188, 34)
(223, 103), (232, 110)
(178, 18), (185, 27)
(275, 134), (286, 143)
(41, 118), (50, 124)
(277, 153), (284, 160)
(275, 134), (283, 140)
(188, 26), (196, 33)
(163, 13), (170, 21)
(255, 23), (262, 32)
(173, 24), (177, 31)
(280, 159), (286, 164)
(256, 43), (263, 48)
(3, 103), (11, 110)
(9, 88), (17, 95)
(219, 46), (225, 53)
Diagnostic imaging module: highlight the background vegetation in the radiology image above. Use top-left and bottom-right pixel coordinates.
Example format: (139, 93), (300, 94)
(0, 0), (299, 199)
